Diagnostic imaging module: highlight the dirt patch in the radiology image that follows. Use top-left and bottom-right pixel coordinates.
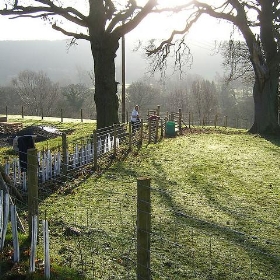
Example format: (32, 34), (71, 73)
(0, 126), (63, 148)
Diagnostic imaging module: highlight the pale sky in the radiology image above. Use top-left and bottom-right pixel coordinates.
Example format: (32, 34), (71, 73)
(0, 1), (240, 81)
(0, 11), (236, 64)
(0, 2), (235, 43)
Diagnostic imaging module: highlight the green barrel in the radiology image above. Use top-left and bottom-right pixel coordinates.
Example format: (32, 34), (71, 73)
(166, 121), (176, 137)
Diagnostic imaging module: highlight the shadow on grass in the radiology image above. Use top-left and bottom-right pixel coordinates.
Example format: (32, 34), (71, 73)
(263, 134), (280, 147)
(148, 156), (280, 278)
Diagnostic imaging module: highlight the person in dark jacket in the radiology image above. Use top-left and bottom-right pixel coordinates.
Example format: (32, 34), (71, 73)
(17, 135), (35, 172)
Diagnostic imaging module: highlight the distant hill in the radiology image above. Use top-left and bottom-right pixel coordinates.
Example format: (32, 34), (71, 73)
(0, 39), (222, 86)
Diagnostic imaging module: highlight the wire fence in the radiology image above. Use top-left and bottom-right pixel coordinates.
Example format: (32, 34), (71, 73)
(19, 179), (278, 280)
(2, 123), (144, 191)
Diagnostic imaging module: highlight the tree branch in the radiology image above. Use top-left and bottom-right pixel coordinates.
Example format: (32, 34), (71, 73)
(0, 1), (87, 27)
(146, 10), (201, 56)
(52, 23), (90, 40)
(113, 0), (157, 37)
(106, 0), (138, 33)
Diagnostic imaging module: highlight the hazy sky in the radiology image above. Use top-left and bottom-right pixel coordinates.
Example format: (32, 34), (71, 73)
(0, 1), (238, 80)
(0, 2), (234, 43)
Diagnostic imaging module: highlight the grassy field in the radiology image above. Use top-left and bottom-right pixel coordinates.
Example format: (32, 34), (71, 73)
(0, 119), (280, 279)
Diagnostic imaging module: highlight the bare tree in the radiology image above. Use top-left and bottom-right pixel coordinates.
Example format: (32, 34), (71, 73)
(126, 80), (160, 113)
(0, 0), (179, 129)
(165, 88), (189, 114)
(219, 39), (254, 85)
(12, 70), (59, 116)
(148, 1), (280, 135)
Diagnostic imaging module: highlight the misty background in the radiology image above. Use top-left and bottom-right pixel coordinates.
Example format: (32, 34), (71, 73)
(0, 39), (222, 85)
(0, 39), (253, 128)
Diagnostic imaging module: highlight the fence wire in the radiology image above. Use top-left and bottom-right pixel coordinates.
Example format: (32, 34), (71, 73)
(21, 182), (279, 280)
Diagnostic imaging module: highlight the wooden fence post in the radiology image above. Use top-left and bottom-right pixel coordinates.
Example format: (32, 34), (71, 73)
(61, 109), (63, 123)
(93, 131), (98, 170)
(157, 105), (160, 116)
(224, 116), (228, 128)
(148, 118), (152, 144)
(62, 133), (68, 178)
(113, 125), (117, 157)
(192, 112), (194, 126)
(81, 109), (83, 123)
(129, 122), (132, 150)
(139, 120), (143, 145)
(137, 177), (151, 280)
(27, 148), (38, 239)
(160, 118), (163, 138)
(21, 106), (24, 119)
(189, 112), (191, 129)
(214, 114), (218, 128)
(154, 119), (159, 143)
(178, 108), (182, 134)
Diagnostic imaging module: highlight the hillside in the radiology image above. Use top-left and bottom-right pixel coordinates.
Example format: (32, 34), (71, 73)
(0, 119), (279, 279)
(0, 39), (223, 86)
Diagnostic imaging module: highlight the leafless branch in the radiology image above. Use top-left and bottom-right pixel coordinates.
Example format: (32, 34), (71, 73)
(113, 0), (157, 37)
(106, 0), (138, 33)
(0, 1), (87, 27)
(52, 23), (89, 40)
(146, 10), (201, 56)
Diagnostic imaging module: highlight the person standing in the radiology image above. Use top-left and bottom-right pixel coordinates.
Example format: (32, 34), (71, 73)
(131, 105), (140, 133)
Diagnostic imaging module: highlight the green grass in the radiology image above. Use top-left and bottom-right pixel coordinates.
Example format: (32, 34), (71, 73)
(1, 121), (280, 279)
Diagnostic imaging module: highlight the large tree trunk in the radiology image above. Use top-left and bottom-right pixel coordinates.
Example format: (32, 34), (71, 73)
(91, 36), (120, 129)
(249, 71), (280, 135)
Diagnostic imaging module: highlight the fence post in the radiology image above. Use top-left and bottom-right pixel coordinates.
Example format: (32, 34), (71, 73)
(137, 177), (151, 280)
(148, 118), (152, 144)
(81, 109), (83, 123)
(178, 108), (182, 134)
(189, 112), (191, 129)
(156, 105), (160, 116)
(215, 114), (218, 128)
(62, 133), (68, 178)
(27, 148), (38, 239)
(129, 122), (132, 150)
(93, 131), (98, 170)
(61, 109), (63, 123)
(5, 106), (7, 118)
(160, 119), (163, 138)
(154, 119), (159, 143)
(224, 116), (228, 128)
(21, 106), (24, 119)
(113, 124), (117, 157)
(140, 119), (143, 145)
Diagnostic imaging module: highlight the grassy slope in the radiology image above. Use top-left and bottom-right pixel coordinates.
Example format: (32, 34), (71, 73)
(38, 129), (280, 279)
(1, 119), (280, 279)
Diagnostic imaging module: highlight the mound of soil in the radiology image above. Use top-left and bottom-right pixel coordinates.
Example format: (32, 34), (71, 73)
(0, 126), (62, 148)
